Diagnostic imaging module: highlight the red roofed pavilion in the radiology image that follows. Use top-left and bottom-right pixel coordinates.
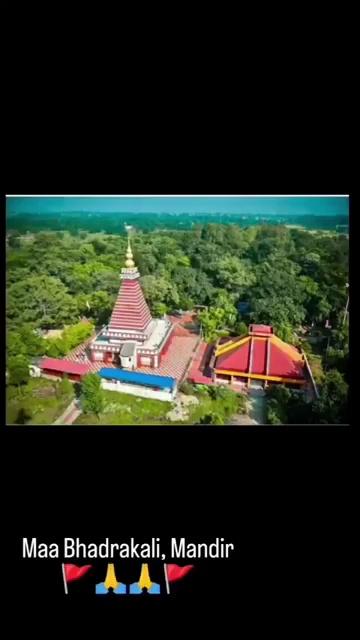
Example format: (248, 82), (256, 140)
(213, 324), (307, 388)
(40, 358), (90, 381)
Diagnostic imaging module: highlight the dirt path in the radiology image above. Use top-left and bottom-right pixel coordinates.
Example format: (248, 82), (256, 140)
(247, 390), (266, 425)
(53, 399), (82, 425)
(228, 387), (267, 425)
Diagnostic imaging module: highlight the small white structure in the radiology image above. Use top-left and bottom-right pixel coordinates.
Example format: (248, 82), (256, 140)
(29, 365), (41, 378)
(119, 341), (137, 370)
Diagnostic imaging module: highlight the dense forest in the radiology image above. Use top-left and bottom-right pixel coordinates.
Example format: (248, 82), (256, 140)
(6, 224), (349, 424)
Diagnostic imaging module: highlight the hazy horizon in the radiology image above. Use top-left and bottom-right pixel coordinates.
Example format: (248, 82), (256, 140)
(7, 196), (349, 217)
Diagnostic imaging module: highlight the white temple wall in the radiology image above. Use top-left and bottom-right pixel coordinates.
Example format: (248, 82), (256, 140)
(101, 380), (176, 402)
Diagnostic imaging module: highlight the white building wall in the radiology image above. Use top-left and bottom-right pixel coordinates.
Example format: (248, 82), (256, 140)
(101, 380), (176, 402)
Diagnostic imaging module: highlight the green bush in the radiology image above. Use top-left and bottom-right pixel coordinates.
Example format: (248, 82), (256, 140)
(180, 381), (195, 395)
(46, 321), (94, 357)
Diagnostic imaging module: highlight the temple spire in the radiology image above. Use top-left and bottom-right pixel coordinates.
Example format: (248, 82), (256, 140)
(125, 230), (135, 268)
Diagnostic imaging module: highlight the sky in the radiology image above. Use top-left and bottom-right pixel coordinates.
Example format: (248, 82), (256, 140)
(6, 196), (349, 216)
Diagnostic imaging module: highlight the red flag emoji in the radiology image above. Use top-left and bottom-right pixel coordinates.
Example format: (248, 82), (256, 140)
(63, 563), (92, 588)
(166, 564), (194, 582)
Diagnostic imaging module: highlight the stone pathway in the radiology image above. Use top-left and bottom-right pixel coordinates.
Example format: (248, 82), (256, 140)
(227, 386), (267, 425)
(247, 390), (266, 425)
(53, 399), (82, 425)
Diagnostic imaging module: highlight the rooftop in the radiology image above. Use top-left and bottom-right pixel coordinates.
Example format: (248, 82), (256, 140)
(40, 358), (90, 376)
(141, 318), (171, 350)
(249, 324), (273, 335)
(99, 368), (176, 391)
(120, 342), (136, 357)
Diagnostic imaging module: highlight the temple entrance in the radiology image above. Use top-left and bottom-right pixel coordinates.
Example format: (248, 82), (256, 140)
(249, 380), (265, 391)
(113, 354), (121, 367)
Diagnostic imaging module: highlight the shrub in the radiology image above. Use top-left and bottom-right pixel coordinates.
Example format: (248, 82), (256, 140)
(81, 373), (104, 415)
(180, 381), (195, 395)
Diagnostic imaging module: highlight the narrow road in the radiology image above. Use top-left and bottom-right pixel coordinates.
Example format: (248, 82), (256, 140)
(247, 389), (266, 424)
(228, 386), (267, 425)
(53, 399), (82, 425)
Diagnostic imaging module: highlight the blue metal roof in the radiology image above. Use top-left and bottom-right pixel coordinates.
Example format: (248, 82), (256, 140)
(99, 368), (176, 390)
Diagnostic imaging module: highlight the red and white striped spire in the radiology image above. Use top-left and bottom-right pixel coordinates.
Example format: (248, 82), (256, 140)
(108, 234), (152, 333)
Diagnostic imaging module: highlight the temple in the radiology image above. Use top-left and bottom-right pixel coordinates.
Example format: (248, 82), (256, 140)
(211, 324), (307, 388)
(88, 235), (173, 369)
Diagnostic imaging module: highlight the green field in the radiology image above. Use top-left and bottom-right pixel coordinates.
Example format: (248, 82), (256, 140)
(74, 385), (247, 426)
(6, 377), (74, 425)
(74, 389), (172, 425)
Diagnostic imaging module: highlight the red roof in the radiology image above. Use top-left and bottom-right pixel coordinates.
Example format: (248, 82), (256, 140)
(249, 324), (273, 335)
(215, 332), (305, 381)
(40, 358), (90, 376)
(109, 277), (152, 333)
(252, 337), (267, 374)
(217, 340), (251, 371)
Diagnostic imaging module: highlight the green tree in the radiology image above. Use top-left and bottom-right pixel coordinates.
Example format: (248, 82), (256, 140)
(153, 302), (168, 317)
(15, 406), (33, 424)
(251, 295), (306, 329)
(275, 323), (298, 345)
(81, 373), (104, 416)
(8, 355), (30, 390)
(324, 347), (348, 380)
(91, 237), (108, 255)
(313, 369), (348, 423)
(216, 256), (256, 292)
(57, 375), (73, 399)
(233, 321), (248, 337)
(7, 331), (26, 359)
(46, 321), (94, 357)
(141, 275), (179, 312)
(7, 326), (46, 360)
(87, 291), (113, 325)
(199, 292), (238, 342)
(7, 275), (78, 328)
(267, 402), (285, 425)
(46, 338), (68, 358)
(266, 385), (290, 424)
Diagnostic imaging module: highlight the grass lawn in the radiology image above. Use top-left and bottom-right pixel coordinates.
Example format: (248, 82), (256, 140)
(185, 386), (247, 424)
(74, 389), (172, 425)
(6, 378), (74, 425)
(74, 385), (247, 425)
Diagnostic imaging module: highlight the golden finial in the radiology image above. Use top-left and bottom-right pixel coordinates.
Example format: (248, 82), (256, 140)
(125, 233), (135, 268)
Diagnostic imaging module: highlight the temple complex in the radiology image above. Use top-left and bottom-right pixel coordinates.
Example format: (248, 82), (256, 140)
(35, 234), (314, 404)
(88, 236), (173, 369)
